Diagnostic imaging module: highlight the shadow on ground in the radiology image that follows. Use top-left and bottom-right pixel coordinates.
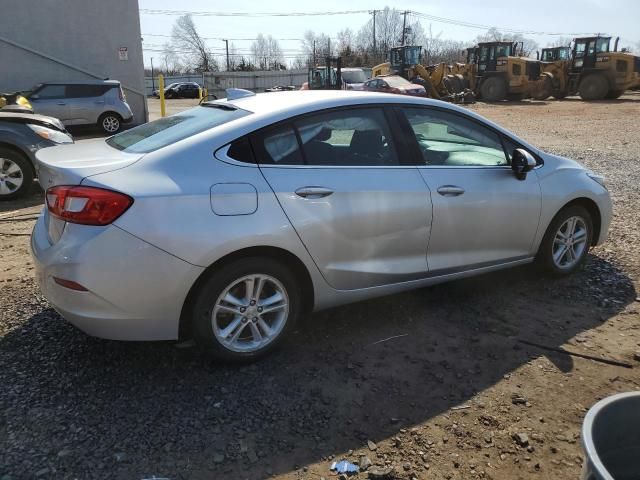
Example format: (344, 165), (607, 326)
(0, 255), (635, 479)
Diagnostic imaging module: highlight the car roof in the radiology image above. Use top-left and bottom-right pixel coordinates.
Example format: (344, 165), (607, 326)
(217, 90), (449, 116)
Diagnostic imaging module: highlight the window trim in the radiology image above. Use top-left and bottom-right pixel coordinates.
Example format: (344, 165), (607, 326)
(392, 104), (542, 169)
(248, 104), (414, 169)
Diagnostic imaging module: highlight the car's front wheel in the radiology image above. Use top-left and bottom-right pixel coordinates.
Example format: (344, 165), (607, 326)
(191, 257), (301, 362)
(537, 205), (593, 276)
(0, 147), (33, 200)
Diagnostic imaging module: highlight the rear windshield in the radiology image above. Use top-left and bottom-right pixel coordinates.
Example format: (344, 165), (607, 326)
(384, 76), (412, 87)
(106, 104), (251, 153)
(341, 70), (367, 84)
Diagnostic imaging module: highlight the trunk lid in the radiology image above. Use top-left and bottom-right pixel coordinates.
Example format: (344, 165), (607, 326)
(35, 139), (144, 189)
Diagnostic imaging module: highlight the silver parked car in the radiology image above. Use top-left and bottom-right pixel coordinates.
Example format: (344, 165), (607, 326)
(28, 80), (133, 134)
(31, 90), (612, 362)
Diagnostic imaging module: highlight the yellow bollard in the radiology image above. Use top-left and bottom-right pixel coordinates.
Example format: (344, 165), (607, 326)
(198, 87), (202, 100)
(158, 74), (166, 118)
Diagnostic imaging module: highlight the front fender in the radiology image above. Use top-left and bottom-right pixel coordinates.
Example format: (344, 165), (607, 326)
(533, 156), (612, 249)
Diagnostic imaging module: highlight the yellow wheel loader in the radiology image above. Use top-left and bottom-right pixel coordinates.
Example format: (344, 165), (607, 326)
(372, 46), (474, 103)
(539, 37), (640, 100)
(469, 42), (551, 101)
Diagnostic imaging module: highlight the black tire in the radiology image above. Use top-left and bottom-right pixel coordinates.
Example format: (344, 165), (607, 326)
(98, 112), (122, 135)
(447, 74), (463, 93)
(0, 147), (34, 200)
(605, 89), (625, 99)
(480, 76), (507, 101)
(191, 257), (302, 362)
(533, 76), (552, 100)
(536, 205), (593, 277)
(579, 74), (608, 100)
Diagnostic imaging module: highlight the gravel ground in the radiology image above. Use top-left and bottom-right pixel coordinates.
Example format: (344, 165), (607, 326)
(1, 94), (639, 480)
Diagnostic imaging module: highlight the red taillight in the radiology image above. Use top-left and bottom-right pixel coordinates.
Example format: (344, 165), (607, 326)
(46, 186), (133, 226)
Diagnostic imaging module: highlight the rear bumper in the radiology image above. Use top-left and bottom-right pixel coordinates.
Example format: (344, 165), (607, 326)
(30, 214), (203, 341)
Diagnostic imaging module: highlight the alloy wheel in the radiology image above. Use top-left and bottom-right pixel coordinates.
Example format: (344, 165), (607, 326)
(211, 274), (289, 353)
(0, 158), (24, 196)
(552, 216), (588, 269)
(102, 116), (120, 133)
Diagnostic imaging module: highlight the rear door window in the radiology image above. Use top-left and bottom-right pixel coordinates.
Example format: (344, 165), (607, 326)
(65, 85), (110, 98)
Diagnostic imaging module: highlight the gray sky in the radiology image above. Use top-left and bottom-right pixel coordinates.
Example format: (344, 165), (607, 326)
(139, 0), (640, 67)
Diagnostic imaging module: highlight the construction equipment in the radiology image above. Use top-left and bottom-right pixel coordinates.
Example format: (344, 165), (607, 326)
(464, 41), (551, 101)
(0, 92), (33, 113)
(305, 56), (343, 90)
(372, 45), (474, 103)
(539, 36), (640, 100)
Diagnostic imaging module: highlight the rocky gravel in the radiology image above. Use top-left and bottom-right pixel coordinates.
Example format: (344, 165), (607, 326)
(1, 94), (639, 480)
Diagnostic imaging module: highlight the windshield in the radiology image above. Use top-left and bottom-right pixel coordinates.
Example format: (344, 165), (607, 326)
(341, 70), (367, 84)
(384, 76), (412, 88)
(106, 105), (251, 153)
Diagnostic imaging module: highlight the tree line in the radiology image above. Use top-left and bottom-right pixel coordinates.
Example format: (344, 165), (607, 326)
(146, 7), (638, 76)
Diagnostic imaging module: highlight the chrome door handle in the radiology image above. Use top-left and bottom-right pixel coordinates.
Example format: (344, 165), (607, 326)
(437, 185), (465, 196)
(295, 186), (334, 199)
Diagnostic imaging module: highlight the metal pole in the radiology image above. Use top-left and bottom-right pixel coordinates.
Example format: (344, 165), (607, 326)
(313, 40), (316, 66)
(150, 57), (155, 92)
(223, 39), (230, 71)
(159, 74), (166, 118)
(372, 10), (377, 55)
(401, 11), (408, 46)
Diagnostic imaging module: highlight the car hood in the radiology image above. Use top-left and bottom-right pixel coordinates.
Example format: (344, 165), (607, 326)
(35, 139), (145, 189)
(0, 112), (65, 131)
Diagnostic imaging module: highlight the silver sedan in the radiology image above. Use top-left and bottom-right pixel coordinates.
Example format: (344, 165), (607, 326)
(31, 89), (612, 362)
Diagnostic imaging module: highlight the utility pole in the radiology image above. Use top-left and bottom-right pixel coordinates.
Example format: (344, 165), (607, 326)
(327, 37), (331, 58)
(370, 10), (378, 55)
(313, 39), (316, 66)
(401, 10), (409, 46)
(223, 39), (230, 71)
(150, 57), (155, 92)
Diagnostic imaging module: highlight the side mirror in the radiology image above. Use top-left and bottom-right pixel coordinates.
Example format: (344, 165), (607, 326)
(511, 148), (537, 180)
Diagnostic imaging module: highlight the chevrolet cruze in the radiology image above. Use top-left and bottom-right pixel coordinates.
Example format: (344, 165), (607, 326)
(31, 89), (612, 361)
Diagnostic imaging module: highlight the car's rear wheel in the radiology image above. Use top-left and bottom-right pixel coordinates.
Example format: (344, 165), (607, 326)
(0, 147), (33, 200)
(191, 257), (301, 362)
(99, 112), (122, 134)
(537, 205), (593, 276)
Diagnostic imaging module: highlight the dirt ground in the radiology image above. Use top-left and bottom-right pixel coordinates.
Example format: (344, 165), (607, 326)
(1, 94), (639, 480)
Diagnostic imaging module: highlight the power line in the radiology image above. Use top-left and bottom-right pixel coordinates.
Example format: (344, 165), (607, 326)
(140, 8), (369, 17)
(142, 33), (305, 41)
(140, 7), (603, 38)
(410, 10), (598, 36)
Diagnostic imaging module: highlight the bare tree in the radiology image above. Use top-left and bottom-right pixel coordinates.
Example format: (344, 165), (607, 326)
(291, 55), (308, 70)
(251, 34), (285, 70)
(547, 37), (572, 48)
(227, 42), (239, 71)
(301, 30), (333, 64)
(162, 43), (182, 75)
(475, 28), (538, 57)
(171, 14), (218, 72)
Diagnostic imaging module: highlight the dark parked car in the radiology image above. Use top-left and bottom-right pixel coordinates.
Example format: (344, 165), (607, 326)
(363, 75), (426, 97)
(0, 112), (73, 199)
(165, 82), (202, 99)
